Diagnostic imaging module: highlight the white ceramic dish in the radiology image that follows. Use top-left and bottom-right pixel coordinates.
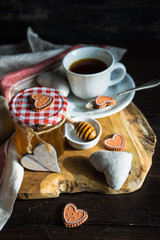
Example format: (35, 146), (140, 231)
(67, 73), (135, 118)
(65, 116), (102, 149)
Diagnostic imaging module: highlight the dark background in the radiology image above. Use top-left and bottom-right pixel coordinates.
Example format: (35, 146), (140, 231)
(0, 0), (160, 46)
(0, 0), (160, 65)
(0, 1), (160, 239)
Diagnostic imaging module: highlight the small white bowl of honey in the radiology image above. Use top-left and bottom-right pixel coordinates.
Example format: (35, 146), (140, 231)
(65, 116), (102, 149)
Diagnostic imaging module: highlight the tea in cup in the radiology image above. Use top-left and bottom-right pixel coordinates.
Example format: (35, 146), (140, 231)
(63, 46), (126, 99)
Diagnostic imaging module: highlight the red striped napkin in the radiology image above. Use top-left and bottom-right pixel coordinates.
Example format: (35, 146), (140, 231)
(0, 27), (127, 230)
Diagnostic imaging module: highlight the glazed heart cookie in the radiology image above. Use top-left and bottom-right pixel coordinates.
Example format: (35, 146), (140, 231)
(29, 93), (53, 112)
(62, 203), (88, 228)
(94, 96), (116, 109)
(103, 133), (125, 151)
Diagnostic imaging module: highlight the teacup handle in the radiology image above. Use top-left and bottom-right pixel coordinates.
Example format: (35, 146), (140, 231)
(109, 62), (126, 86)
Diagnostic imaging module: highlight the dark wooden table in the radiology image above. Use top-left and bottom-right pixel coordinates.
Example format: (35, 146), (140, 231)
(0, 39), (160, 239)
(0, 1), (160, 237)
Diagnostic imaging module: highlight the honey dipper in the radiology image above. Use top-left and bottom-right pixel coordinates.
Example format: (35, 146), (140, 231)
(66, 116), (97, 141)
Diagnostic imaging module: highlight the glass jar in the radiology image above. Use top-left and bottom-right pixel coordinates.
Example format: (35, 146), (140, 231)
(9, 87), (67, 158)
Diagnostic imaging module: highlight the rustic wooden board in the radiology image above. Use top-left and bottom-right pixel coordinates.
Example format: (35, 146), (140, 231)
(18, 102), (156, 199)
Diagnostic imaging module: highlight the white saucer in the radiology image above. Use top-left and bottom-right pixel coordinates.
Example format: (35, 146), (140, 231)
(67, 73), (135, 118)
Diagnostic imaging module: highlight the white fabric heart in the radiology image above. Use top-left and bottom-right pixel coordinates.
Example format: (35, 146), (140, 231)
(21, 143), (60, 172)
(36, 71), (70, 97)
(89, 151), (132, 190)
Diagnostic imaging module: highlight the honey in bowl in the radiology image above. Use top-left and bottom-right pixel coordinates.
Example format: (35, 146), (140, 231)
(69, 58), (108, 74)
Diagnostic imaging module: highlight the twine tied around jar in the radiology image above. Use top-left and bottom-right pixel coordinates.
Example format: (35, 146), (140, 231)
(14, 116), (66, 154)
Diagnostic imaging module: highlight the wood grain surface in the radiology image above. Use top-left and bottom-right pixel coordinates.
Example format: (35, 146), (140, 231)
(18, 102), (156, 199)
(1, 42), (160, 239)
(0, 1), (160, 238)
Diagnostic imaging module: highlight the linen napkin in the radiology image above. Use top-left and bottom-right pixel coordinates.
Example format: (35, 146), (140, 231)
(0, 27), (127, 230)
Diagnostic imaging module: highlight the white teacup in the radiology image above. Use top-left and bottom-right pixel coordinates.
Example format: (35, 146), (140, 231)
(63, 46), (126, 99)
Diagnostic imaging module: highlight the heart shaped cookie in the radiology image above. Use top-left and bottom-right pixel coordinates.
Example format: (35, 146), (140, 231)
(103, 133), (125, 151)
(21, 143), (60, 172)
(30, 93), (53, 111)
(94, 96), (116, 109)
(89, 151), (133, 190)
(62, 203), (88, 228)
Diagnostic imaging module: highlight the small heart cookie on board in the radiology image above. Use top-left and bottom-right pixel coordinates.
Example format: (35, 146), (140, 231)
(62, 203), (88, 228)
(94, 96), (116, 109)
(29, 93), (53, 112)
(103, 133), (125, 151)
(89, 150), (132, 190)
(21, 143), (60, 172)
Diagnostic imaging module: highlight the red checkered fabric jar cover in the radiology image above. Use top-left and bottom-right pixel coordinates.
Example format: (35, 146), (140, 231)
(9, 87), (67, 127)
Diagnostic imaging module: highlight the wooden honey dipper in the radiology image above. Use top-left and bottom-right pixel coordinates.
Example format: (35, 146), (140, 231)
(66, 116), (97, 141)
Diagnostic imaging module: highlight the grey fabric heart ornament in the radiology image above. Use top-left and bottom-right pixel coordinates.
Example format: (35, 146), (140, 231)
(21, 143), (60, 172)
(89, 150), (132, 190)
